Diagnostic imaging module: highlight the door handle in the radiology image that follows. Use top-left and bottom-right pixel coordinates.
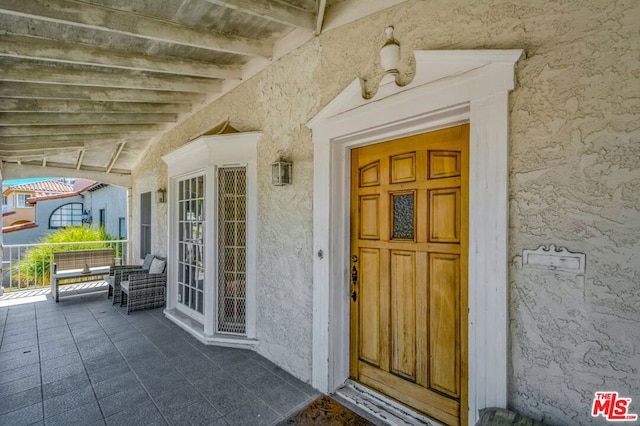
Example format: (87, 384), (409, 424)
(351, 265), (358, 286)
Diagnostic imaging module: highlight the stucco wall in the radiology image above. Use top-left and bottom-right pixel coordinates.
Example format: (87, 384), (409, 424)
(84, 185), (128, 239)
(132, 1), (639, 424)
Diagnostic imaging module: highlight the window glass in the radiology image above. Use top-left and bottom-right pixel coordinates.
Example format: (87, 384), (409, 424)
(49, 203), (83, 228)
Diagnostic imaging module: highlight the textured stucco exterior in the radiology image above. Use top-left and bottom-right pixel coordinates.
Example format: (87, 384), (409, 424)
(132, 1), (639, 424)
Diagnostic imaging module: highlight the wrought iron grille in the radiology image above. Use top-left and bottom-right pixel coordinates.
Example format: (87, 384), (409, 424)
(177, 175), (205, 315)
(217, 166), (247, 334)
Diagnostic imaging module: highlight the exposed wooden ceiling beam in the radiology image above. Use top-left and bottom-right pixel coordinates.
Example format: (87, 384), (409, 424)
(105, 142), (126, 173)
(0, 124), (167, 137)
(0, 99), (191, 114)
(0, 141), (85, 152)
(0, 34), (242, 79)
(0, 149), (79, 159)
(75, 150), (84, 170)
(316, 0), (327, 34)
(0, 134), (148, 145)
(206, 0), (315, 30)
(0, 82), (204, 103)
(0, 0), (271, 58)
(0, 62), (222, 93)
(0, 112), (177, 126)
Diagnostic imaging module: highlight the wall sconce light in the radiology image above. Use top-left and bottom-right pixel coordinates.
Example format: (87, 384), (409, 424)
(156, 188), (166, 203)
(271, 157), (292, 186)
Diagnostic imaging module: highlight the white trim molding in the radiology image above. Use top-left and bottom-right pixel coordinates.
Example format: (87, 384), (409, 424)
(162, 131), (261, 348)
(306, 50), (524, 424)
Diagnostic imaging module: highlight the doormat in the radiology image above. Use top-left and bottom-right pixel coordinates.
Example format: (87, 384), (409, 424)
(278, 395), (375, 425)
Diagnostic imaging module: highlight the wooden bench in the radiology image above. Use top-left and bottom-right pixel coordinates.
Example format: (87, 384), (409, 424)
(51, 249), (115, 302)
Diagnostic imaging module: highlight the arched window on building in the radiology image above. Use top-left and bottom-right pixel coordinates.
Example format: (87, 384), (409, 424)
(49, 203), (84, 229)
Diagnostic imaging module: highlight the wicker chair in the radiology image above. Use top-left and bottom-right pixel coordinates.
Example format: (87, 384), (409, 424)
(107, 254), (154, 305)
(120, 259), (167, 314)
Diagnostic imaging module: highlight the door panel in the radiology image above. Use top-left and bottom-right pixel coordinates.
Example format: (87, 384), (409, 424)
(359, 248), (381, 366)
(390, 250), (416, 380)
(350, 124), (469, 426)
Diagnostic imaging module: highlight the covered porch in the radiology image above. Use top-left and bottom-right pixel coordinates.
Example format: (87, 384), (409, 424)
(0, 293), (322, 426)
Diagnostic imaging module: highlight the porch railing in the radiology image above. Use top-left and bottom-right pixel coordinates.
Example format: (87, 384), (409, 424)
(2, 240), (128, 291)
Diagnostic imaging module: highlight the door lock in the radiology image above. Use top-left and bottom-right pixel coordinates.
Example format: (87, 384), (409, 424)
(351, 291), (357, 302)
(351, 265), (358, 286)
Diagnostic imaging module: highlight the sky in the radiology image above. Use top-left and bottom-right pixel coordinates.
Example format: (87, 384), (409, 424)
(3, 178), (53, 186)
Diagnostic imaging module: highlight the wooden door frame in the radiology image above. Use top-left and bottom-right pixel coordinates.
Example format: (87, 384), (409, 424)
(307, 50), (524, 425)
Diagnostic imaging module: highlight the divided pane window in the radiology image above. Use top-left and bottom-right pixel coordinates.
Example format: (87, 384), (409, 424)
(49, 203), (83, 229)
(177, 175), (205, 315)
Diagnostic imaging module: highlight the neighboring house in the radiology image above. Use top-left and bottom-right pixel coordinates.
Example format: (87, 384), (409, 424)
(1, 180), (75, 228)
(2, 181), (127, 245)
(0, 3), (637, 426)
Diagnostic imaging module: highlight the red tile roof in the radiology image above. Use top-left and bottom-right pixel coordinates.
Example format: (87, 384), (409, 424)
(5, 180), (75, 195)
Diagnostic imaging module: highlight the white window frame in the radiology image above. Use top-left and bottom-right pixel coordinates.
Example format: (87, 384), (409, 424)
(16, 193), (32, 208)
(175, 170), (207, 323)
(163, 132), (260, 347)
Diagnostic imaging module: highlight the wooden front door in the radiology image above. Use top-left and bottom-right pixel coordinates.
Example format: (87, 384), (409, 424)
(349, 124), (469, 426)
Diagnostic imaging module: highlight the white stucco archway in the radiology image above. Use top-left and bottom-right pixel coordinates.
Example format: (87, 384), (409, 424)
(307, 50), (524, 424)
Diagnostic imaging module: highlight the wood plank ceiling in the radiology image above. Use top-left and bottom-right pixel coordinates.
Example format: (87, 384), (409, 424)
(0, 0), (327, 177)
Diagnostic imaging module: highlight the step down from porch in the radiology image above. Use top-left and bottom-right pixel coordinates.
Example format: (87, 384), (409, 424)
(333, 380), (444, 426)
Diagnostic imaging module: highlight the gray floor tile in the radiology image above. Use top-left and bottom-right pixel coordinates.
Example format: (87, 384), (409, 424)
(43, 372), (90, 400)
(83, 351), (126, 372)
(255, 381), (313, 417)
(223, 399), (281, 426)
(0, 345), (39, 362)
(2, 331), (37, 344)
(87, 360), (131, 385)
(165, 400), (222, 426)
(98, 384), (150, 417)
(153, 384), (206, 415)
(0, 362), (41, 386)
(173, 356), (222, 383)
(195, 380), (255, 416)
(39, 342), (78, 361)
(41, 351), (83, 370)
(92, 371), (140, 399)
(0, 386), (42, 416)
(138, 369), (190, 397)
(0, 373), (41, 398)
(0, 402), (42, 426)
(41, 361), (87, 384)
(44, 384), (96, 418)
(104, 400), (164, 426)
(44, 400), (103, 426)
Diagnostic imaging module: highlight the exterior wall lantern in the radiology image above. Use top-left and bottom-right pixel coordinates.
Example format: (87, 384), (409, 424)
(271, 157), (292, 186)
(156, 188), (166, 203)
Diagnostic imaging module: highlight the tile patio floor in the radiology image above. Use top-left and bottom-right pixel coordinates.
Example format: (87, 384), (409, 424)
(0, 291), (321, 426)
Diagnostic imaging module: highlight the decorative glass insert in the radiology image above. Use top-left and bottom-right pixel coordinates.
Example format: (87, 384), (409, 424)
(177, 175), (205, 315)
(217, 166), (247, 335)
(392, 192), (415, 240)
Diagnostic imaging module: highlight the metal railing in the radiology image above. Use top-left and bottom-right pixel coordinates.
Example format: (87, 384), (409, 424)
(2, 240), (128, 291)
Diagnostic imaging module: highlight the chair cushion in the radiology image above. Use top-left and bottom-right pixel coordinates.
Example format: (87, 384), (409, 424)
(148, 258), (166, 274)
(141, 254), (155, 270)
